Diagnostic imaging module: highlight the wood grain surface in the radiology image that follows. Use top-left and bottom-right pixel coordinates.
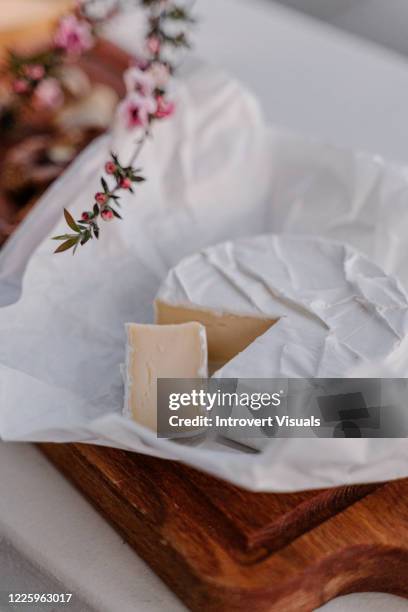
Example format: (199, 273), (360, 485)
(39, 443), (408, 611)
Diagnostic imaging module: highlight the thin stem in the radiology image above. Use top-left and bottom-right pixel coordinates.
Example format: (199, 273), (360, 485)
(108, 130), (149, 199)
(52, 0), (195, 253)
(129, 131), (149, 166)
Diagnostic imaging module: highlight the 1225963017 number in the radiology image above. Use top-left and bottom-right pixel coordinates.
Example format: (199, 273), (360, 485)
(7, 593), (73, 605)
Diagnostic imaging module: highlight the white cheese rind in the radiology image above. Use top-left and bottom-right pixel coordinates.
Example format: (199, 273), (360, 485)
(156, 234), (408, 377)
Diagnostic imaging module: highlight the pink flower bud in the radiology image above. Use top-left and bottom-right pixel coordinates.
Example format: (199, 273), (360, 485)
(134, 58), (149, 71)
(13, 79), (29, 94)
(146, 35), (161, 56)
(154, 95), (175, 119)
(119, 177), (132, 190)
(105, 161), (116, 175)
(24, 64), (45, 81)
(81, 212), (90, 221)
(33, 78), (64, 109)
(95, 192), (108, 205)
(54, 15), (94, 56)
(101, 209), (114, 221)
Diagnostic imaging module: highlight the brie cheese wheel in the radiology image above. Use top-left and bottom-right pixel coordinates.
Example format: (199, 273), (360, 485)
(124, 322), (208, 431)
(155, 234), (408, 377)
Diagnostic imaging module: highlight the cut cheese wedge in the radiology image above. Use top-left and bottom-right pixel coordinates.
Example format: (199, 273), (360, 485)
(155, 300), (276, 369)
(124, 322), (208, 431)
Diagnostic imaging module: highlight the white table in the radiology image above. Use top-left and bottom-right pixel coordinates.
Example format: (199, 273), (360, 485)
(2, 1), (408, 610)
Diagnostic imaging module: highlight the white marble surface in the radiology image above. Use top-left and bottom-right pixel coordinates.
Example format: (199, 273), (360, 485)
(2, 1), (408, 610)
(0, 443), (181, 612)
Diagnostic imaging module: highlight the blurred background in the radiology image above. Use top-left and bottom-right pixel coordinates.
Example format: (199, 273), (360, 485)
(275, 0), (408, 57)
(3, 0), (408, 59)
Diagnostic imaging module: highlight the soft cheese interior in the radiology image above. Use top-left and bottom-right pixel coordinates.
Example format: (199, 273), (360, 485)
(154, 234), (408, 378)
(124, 322), (208, 430)
(155, 300), (276, 370)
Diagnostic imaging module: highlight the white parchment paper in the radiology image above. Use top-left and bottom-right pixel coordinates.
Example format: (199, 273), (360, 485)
(1, 61), (408, 492)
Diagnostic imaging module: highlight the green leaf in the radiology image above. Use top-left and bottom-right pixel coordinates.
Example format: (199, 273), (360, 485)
(52, 234), (75, 241)
(54, 237), (78, 254)
(101, 177), (109, 192)
(80, 230), (92, 246)
(133, 176), (146, 183)
(63, 209), (79, 233)
(168, 8), (187, 20)
(112, 209), (122, 219)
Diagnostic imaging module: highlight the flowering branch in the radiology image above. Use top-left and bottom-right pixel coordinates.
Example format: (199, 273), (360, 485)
(52, 0), (195, 253)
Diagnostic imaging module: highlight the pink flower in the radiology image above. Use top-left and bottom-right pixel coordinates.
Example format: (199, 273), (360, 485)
(119, 177), (132, 190)
(101, 209), (114, 221)
(95, 192), (108, 205)
(34, 78), (64, 109)
(118, 92), (157, 129)
(133, 57), (150, 71)
(105, 161), (116, 175)
(146, 62), (170, 89)
(154, 95), (175, 119)
(24, 64), (45, 81)
(54, 15), (94, 56)
(82, 212), (90, 221)
(146, 35), (161, 56)
(123, 67), (155, 97)
(13, 79), (29, 94)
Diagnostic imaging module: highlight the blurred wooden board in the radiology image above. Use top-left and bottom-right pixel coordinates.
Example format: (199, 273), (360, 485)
(39, 443), (408, 611)
(0, 38), (127, 245)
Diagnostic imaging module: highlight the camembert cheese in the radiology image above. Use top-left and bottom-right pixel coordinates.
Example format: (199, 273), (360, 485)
(155, 234), (408, 378)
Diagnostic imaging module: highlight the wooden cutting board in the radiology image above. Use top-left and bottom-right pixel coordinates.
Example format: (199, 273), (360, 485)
(38, 443), (408, 611)
(0, 38), (127, 246)
(1, 35), (407, 612)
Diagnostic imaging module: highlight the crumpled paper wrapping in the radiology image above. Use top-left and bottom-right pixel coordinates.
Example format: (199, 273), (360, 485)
(1, 61), (408, 492)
